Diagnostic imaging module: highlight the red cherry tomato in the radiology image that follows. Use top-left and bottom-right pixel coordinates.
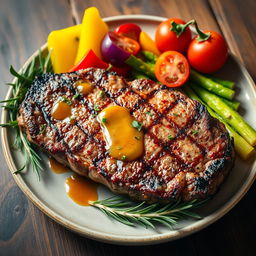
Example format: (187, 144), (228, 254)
(155, 18), (192, 53)
(115, 23), (142, 41)
(155, 51), (190, 87)
(111, 32), (140, 55)
(187, 31), (228, 73)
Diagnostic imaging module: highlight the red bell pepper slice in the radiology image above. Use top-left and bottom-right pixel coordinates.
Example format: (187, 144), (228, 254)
(69, 49), (130, 76)
(69, 50), (108, 72)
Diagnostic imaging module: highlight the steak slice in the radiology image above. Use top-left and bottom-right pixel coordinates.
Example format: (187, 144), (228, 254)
(18, 68), (234, 203)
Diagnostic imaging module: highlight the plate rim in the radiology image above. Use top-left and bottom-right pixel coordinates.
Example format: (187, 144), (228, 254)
(1, 14), (256, 245)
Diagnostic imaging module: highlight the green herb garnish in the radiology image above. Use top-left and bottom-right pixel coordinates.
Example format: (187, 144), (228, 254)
(102, 117), (107, 124)
(132, 120), (142, 131)
(173, 113), (179, 117)
(0, 120), (18, 127)
(192, 130), (199, 135)
(89, 196), (207, 229)
(60, 96), (72, 105)
(72, 93), (81, 100)
(94, 104), (100, 112)
(99, 91), (105, 99)
(145, 111), (153, 116)
(134, 136), (141, 140)
(39, 124), (46, 134)
(0, 49), (52, 179)
(106, 64), (113, 71)
(167, 135), (174, 140)
(121, 155), (127, 161)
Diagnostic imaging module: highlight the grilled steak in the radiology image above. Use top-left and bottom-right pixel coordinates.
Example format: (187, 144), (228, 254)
(18, 68), (234, 203)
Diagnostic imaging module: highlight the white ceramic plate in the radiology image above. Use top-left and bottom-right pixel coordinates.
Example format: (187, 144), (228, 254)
(2, 15), (256, 245)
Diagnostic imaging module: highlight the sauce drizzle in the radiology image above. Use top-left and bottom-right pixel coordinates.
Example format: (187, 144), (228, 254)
(65, 174), (98, 206)
(49, 158), (70, 174)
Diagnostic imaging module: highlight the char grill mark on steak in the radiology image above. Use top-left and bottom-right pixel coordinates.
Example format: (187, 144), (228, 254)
(18, 68), (234, 203)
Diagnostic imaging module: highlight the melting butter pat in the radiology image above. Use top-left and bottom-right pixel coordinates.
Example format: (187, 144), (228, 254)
(74, 80), (93, 95)
(51, 101), (72, 120)
(98, 105), (144, 161)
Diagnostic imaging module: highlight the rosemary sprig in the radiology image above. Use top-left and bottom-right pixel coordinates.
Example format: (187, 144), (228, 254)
(1, 49), (52, 179)
(89, 196), (207, 229)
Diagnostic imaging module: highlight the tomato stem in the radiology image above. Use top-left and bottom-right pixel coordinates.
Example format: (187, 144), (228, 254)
(171, 19), (211, 42)
(170, 19), (195, 37)
(193, 22), (211, 42)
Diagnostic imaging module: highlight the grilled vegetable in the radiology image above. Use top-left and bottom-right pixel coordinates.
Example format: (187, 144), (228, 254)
(190, 82), (256, 146)
(75, 7), (108, 63)
(131, 70), (150, 79)
(139, 31), (160, 56)
(141, 51), (158, 63)
(47, 25), (81, 73)
(125, 55), (156, 80)
(205, 74), (235, 89)
(155, 18), (192, 53)
(222, 98), (240, 111)
(69, 50), (109, 72)
(101, 32), (140, 66)
(69, 50), (129, 76)
(115, 23), (141, 41)
(187, 22), (228, 73)
(155, 51), (190, 87)
(190, 69), (235, 100)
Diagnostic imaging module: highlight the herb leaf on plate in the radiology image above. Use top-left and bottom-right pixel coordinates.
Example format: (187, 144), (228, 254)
(89, 196), (207, 229)
(0, 49), (52, 179)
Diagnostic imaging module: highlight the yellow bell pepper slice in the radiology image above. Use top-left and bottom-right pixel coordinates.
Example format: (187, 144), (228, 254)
(75, 7), (108, 64)
(48, 24), (81, 73)
(139, 31), (160, 56)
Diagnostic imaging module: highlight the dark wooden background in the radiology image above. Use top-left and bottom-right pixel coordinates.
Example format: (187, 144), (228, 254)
(0, 0), (256, 255)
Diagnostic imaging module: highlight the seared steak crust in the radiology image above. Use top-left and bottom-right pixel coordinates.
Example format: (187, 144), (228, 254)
(18, 68), (234, 203)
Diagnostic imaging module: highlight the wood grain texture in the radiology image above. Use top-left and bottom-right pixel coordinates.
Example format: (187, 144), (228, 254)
(71, 0), (220, 31)
(0, 0), (255, 255)
(209, 0), (256, 80)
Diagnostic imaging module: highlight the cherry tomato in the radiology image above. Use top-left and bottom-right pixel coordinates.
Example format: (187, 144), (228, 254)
(111, 32), (140, 55)
(155, 51), (190, 87)
(187, 31), (228, 73)
(115, 23), (142, 41)
(155, 18), (192, 53)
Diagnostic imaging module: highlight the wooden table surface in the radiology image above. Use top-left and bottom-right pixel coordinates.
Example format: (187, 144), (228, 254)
(0, 0), (255, 255)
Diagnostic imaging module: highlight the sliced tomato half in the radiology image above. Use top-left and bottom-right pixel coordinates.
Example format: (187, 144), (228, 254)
(155, 51), (190, 87)
(110, 32), (140, 56)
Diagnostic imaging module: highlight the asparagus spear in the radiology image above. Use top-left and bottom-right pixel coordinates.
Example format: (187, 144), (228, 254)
(184, 86), (255, 159)
(190, 69), (235, 100)
(222, 98), (240, 111)
(131, 70), (150, 80)
(125, 55), (156, 80)
(189, 82), (256, 146)
(146, 62), (155, 70)
(205, 74), (235, 89)
(141, 51), (158, 63)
